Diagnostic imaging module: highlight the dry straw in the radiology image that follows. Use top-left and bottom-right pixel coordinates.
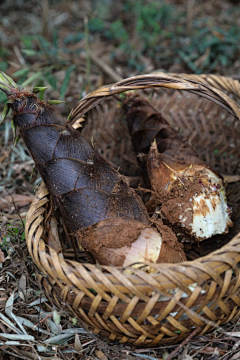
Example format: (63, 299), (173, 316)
(26, 73), (240, 346)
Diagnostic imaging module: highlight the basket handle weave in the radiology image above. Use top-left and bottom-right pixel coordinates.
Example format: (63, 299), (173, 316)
(69, 73), (240, 124)
(170, 73), (240, 100)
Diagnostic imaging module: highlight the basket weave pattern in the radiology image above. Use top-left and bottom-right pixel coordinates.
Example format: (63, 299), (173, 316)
(26, 74), (240, 346)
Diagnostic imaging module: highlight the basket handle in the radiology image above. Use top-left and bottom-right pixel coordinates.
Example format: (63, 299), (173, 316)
(69, 73), (240, 124)
(170, 73), (240, 100)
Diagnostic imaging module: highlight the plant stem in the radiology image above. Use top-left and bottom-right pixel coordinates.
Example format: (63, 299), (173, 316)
(84, 16), (91, 92)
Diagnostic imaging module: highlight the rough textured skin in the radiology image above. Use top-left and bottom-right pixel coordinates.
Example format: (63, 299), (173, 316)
(10, 91), (150, 234)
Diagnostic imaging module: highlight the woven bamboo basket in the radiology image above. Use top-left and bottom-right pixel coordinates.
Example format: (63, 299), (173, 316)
(26, 73), (240, 346)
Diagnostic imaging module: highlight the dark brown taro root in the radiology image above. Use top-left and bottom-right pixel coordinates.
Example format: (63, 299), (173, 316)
(0, 72), (186, 265)
(124, 95), (233, 242)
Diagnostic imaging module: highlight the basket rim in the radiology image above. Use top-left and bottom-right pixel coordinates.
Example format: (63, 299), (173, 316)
(69, 72), (240, 124)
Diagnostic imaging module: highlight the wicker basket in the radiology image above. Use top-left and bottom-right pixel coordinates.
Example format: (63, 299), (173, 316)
(26, 73), (240, 346)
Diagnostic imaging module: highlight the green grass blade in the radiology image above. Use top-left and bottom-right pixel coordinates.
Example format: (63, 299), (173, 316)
(60, 64), (76, 100)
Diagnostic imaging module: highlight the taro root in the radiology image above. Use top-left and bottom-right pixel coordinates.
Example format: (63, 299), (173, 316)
(0, 72), (186, 265)
(124, 95), (233, 242)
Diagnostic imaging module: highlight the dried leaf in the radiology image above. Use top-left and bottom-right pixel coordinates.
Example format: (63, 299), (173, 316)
(5, 292), (28, 335)
(46, 317), (61, 333)
(81, 339), (95, 347)
(18, 274), (26, 300)
(131, 354), (161, 360)
(226, 332), (240, 337)
(0, 312), (21, 334)
(74, 331), (83, 352)
(0, 333), (35, 341)
(95, 350), (108, 360)
(12, 162), (33, 174)
(0, 194), (34, 210)
(180, 355), (193, 360)
(32, 305), (50, 317)
(36, 345), (50, 352)
(5, 341), (21, 345)
(0, 291), (7, 307)
(27, 297), (48, 307)
(229, 352), (240, 360)
(18, 349), (62, 360)
(16, 316), (51, 335)
(5, 292), (14, 316)
(0, 249), (6, 263)
(53, 309), (61, 325)
(5, 271), (16, 280)
(43, 333), (73, 344)
(58, 328), (87, 335)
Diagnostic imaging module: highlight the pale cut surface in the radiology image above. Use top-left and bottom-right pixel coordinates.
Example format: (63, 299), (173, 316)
(123, 228), (162, 266)
(90, 227), (163, 266)
(192, 192), (231, 238)
(190, 169), (232, 239)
